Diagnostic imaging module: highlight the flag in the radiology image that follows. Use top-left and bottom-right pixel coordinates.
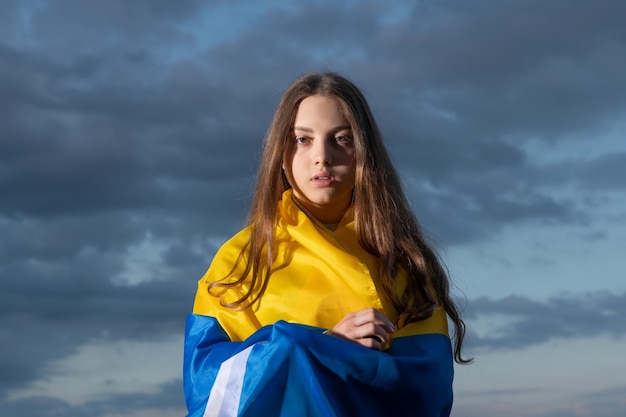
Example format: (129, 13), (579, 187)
(184, 314), (453, 417)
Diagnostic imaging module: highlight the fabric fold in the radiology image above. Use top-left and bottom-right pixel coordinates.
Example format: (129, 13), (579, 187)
(184, 314), (453, 417)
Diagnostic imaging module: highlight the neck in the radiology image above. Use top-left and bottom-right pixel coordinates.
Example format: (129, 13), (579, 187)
(290, 195), (350, 225)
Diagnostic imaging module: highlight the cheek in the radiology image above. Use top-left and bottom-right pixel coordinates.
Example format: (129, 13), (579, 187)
(348, 154), (357, 184)
(282, 153), (305, 186)
(347, 150), (357, 169)
(335, 146), (355, 165)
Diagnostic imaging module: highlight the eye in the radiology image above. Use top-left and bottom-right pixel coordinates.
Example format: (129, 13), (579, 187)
(333, 135), (352, 144)
(295, 136), (311, 144)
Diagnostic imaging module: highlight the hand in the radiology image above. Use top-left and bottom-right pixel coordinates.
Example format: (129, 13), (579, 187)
(326, 308), (395, 351)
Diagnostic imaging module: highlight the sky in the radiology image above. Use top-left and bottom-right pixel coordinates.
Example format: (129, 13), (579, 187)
(1, 0), (625, 416)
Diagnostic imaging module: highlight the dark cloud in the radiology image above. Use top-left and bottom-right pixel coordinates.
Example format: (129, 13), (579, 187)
(370, 0), (626, 135)
(0, 380), (185, 417)
(455, 385), (626, 417)
(1, 1), (626, 417)
(3, 0), (623, 235)
(577, 385), (626, 417)
(0, 259), (197, 392)
(464, 291), (626, 351)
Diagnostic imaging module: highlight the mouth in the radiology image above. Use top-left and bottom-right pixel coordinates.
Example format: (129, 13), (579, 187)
(313, 172), (333, 180)
(312, 173), (335, 186)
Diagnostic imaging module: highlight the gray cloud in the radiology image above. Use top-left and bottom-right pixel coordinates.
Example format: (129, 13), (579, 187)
(0, 380), (185, 417)
(1, 1), (626, 416)
(455, 385), (626, 417)
(464, 291), (626, 351)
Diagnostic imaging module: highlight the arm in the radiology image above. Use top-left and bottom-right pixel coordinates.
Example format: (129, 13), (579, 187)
(183, 310), (454, 417)
(324, 307), (395, 350)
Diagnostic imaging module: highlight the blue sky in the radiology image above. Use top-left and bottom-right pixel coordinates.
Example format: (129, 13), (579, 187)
(1, 0), (625, 416)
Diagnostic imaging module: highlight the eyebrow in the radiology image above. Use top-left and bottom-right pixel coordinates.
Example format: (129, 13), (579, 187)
(294, 125), (352, 134)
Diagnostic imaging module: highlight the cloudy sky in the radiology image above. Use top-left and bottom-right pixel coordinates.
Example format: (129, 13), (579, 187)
(1, 0), (625, 416)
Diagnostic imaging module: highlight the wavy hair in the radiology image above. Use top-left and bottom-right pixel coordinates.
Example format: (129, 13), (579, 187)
(209, 72), (471, 364)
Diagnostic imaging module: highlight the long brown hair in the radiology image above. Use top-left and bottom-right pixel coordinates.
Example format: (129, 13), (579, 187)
(210, 72), (471, 364)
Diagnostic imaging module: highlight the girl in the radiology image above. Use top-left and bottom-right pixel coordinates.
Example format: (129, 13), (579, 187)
(184, 72), (470, 417)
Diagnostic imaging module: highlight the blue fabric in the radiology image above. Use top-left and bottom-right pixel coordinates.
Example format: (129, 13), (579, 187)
(184, 314), (453, 417)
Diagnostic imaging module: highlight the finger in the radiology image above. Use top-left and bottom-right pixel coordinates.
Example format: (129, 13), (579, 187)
(365, 334), (383, 343)
(354, 309), (395, 333)
(372, 325), (392, 343)
(354, 323), (390, 344)
(360, 336), (383, 351)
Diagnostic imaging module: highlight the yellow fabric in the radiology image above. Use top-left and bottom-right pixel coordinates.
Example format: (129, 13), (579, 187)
(193, 189), (449, 342)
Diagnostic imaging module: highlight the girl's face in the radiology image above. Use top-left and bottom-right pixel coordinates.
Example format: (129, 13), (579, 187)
(284, 94), (356, 224)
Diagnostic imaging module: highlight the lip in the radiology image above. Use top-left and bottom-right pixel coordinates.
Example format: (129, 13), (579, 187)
(311, 172), (334, 186)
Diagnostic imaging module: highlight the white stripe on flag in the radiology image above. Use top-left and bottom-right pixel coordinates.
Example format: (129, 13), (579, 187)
(203, 345), (255, 417)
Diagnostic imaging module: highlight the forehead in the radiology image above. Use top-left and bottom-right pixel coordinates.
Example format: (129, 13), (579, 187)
(294, 95), (349, 129)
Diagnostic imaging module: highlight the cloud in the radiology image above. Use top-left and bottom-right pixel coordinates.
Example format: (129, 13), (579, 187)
(1, 1), (626, 417)
(577, 385), (626, 417)
(464, 291), (626, 351)
(2, 0), (624, 241)
(455, 385), (626, 417)
(0, 380), (184, 417)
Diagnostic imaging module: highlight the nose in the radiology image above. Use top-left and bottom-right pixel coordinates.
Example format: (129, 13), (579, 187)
(314, 140), (332, 165)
